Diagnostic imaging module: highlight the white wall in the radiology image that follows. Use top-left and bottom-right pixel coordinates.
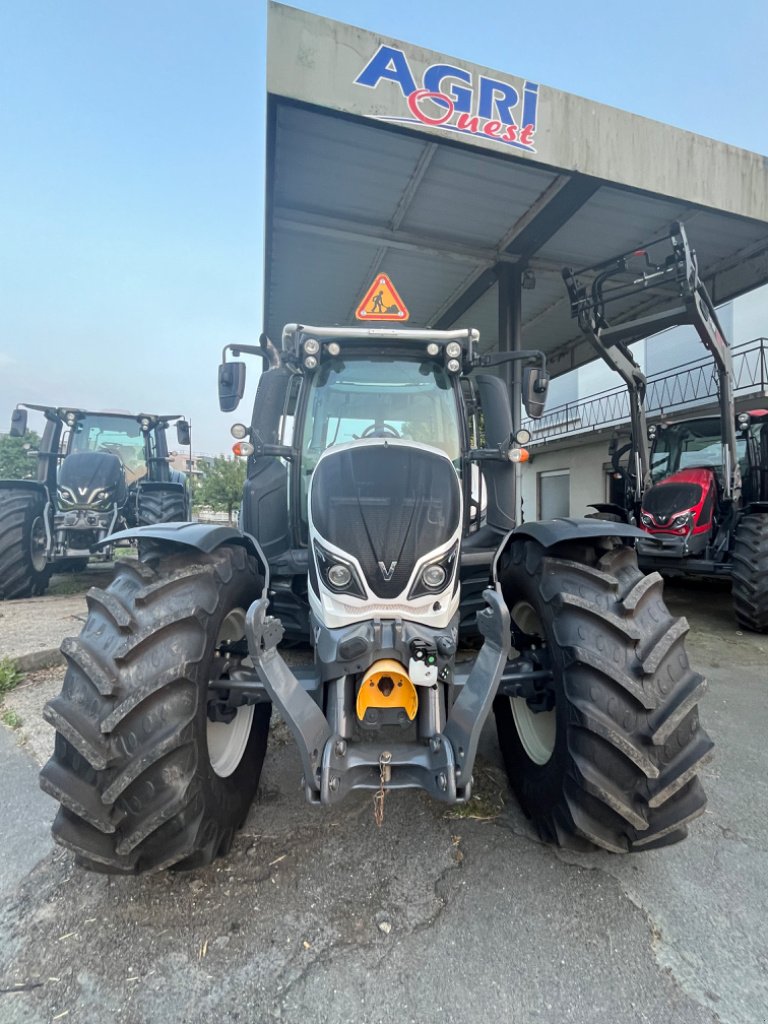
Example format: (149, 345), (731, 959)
(520, 438), (611, 522)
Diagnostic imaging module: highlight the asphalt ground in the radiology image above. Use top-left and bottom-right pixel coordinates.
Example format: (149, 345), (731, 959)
(0, 576), (766, 1024)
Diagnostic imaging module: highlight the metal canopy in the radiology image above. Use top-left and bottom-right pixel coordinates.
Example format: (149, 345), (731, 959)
(265, 5), (768, 379)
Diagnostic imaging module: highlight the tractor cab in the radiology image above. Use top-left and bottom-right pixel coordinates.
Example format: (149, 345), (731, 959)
(219, 326), (546, 638)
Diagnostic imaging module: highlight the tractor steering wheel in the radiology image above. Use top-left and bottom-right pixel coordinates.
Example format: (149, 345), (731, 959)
(361, 423), (401, 439)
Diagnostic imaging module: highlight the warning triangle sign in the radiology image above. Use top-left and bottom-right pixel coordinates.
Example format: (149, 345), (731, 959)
(355, 273), (409, 322)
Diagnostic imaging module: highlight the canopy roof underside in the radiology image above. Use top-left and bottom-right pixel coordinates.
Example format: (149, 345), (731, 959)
(265, 7), (768, 378)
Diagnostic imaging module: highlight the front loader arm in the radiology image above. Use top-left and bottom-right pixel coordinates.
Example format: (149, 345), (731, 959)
(562, 268), (651, 503)
(563, 222), (740, 502)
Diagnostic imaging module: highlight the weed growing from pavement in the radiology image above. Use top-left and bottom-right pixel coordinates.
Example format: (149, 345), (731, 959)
(445, 764), (506, 821)
(1, 708), (22, 729)
(0, 657), (23, 694)
(0, 659), (24, 732)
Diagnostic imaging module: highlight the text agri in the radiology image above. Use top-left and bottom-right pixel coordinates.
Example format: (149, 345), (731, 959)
(355, 45), (539, 152)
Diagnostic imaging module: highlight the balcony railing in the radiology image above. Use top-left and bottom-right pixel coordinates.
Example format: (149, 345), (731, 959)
(526, 337), (768, 441)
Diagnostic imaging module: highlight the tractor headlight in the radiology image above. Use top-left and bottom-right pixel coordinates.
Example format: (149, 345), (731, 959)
(409, 543), (458, 599)
(426, 342), (440, 356)
(57, 486), (76, 509)
(640, 513), (654, 528)
(328, 564), (352, 588)
(421, 564), (447, 589)
(445, 342), (462, 359)
(303, 338), (320, 356)
(314, 542), (366, 599)
(87, 487), (115, 510)
(670, 511), (694, 530)
(446, 358), (461, 374)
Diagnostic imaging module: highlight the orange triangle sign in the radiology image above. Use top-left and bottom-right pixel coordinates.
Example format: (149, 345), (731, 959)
(355, 273), (409, 322)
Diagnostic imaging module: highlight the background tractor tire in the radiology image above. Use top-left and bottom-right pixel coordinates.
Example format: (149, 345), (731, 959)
(137, 484), (189, 526)
(493, 538), (713, 853)
(40, 543), (271, 874)
(731, 514), (768, 633)
(0, 489), (51, 600)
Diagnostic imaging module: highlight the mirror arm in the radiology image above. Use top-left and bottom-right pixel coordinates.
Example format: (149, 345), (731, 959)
(467, 445), (514, 463)
(251, 433), (294, 460)
(473, 349), (547, 371)
(221, 343), (272, 367)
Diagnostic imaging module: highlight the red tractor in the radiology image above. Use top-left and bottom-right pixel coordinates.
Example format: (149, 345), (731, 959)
(634, 409), (768, 630)
(564, 224), (768, 632)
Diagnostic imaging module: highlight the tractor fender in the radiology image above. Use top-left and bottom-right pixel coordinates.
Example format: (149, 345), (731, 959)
(102, 522), (270, 584)
(0, 479), (48, 499)
(507, 516), (647, 550)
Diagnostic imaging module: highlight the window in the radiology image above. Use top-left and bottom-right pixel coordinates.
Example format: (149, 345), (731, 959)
(538, 469), (570, 520)
(298, 358), (462, 531)
(651, 417), (748, 482)
(69, 414), (148, 483)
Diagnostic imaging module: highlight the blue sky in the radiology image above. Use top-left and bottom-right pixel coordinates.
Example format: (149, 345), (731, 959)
(1, 0), (766, 454)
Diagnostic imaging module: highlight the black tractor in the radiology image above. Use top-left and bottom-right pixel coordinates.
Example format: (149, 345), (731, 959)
(564, 223), (768, 632)
(39, 327), (712, 874)
(0, 405), (192, 599)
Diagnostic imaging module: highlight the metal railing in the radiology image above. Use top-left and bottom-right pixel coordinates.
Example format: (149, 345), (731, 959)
(527, 337), (768, 441)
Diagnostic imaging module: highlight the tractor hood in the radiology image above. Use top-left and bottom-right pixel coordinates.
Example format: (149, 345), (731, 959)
(641, 468), (717, 534)
(57, 452), (127, 509)
(307, 439), (462, 630)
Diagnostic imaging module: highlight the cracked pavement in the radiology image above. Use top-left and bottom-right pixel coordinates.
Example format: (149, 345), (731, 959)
(1, 578), (766, 1024)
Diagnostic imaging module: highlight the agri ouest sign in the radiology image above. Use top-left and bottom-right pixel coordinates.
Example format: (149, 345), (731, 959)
(354, 45), (540, 153)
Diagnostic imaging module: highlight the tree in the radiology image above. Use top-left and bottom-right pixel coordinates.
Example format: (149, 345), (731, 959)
(196, 455), (246, 524)
(0, 431), (41, 480)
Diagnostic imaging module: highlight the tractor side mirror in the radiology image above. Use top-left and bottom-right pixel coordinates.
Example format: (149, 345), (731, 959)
(522, 367), (550, 420)
(176, 419), (191, 446)
(9, 408), (28, 437)
(218, 362), (246, 413)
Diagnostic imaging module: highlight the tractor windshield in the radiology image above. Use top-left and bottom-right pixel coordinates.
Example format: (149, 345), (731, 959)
(298, 357), (462, 529)
(68, 414), (149, 484)
(651, 417), (747, 482)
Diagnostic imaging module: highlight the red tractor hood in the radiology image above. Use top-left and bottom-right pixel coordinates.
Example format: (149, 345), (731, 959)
(640, 467), (717, 535)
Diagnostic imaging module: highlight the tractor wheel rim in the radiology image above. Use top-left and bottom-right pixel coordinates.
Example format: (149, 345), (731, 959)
(509, 601), (556, 766)
(30, 516), (47, 573)
(207, 608), (254, 778)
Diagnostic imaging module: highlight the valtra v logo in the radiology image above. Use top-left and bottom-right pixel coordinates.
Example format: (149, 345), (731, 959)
(354, 45), (540, 154)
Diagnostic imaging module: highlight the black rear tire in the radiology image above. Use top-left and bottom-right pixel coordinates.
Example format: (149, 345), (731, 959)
(137, 484), (189, 526)
(493, 538), (713, 853)
(731, 513), (768, 633)
(40, 543), (270, 874)
(0, 489), (51, 600)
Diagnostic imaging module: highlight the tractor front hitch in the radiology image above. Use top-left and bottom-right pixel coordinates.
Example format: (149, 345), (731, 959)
(245, 589), (512, 806)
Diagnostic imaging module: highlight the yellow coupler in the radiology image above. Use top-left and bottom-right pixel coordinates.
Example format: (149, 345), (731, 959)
(356, 659), (418, 721)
